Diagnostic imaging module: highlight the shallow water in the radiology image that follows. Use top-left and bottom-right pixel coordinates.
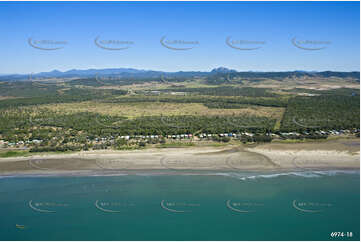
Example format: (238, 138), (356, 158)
(0, 170), (359, 240)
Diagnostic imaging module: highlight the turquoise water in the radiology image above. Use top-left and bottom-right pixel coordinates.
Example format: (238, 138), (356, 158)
(0, 170), (359, 241)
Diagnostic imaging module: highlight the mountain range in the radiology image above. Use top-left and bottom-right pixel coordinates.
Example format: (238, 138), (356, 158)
(0, 67), (359, 81)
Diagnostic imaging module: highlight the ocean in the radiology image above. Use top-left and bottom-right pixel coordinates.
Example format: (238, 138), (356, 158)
(0, 170), (359, 241)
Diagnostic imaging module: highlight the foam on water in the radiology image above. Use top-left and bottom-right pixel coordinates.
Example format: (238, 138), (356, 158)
(214, 169), (360, 181)
(0, 169), (358, 180)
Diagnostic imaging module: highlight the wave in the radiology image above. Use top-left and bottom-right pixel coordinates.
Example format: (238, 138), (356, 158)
(0, 169), (358, 180)
(214, 170), (360, 181)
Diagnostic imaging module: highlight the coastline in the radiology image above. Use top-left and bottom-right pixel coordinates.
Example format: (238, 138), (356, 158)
(0, 138), (359, 176)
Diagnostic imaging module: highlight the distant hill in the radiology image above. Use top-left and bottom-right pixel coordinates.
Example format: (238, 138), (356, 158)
(210, 67), (237, 73)
(0, 67), (359, 82)
(36, 68), (150, 77)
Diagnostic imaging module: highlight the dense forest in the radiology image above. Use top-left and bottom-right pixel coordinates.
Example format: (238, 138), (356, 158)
(0, 109), (276, 142)
(281, 95), (360, 132)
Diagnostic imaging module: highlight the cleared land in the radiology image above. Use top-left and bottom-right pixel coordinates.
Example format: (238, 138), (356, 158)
(38, 101), (285, 120)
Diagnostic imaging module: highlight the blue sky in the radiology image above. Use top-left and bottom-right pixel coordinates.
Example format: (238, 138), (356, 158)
(0, 1), (359, 74)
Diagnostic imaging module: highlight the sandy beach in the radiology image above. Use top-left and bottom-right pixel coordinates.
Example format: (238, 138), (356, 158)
(0, 138), (359, 176)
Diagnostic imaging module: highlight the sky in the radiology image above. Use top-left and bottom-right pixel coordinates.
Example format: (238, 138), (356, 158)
(0, 1), (359, 74)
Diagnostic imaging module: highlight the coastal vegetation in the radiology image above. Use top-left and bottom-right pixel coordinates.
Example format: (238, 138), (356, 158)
(0, 74), (359, 153)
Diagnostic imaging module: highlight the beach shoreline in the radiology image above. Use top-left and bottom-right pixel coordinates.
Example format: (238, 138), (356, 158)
(0, 138), (359, 176)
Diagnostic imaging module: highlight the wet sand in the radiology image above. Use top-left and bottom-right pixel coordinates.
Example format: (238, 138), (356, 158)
(0, 138), (359, 176)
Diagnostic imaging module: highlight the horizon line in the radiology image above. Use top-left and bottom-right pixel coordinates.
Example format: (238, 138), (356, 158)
(1, 67), (360, 76)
